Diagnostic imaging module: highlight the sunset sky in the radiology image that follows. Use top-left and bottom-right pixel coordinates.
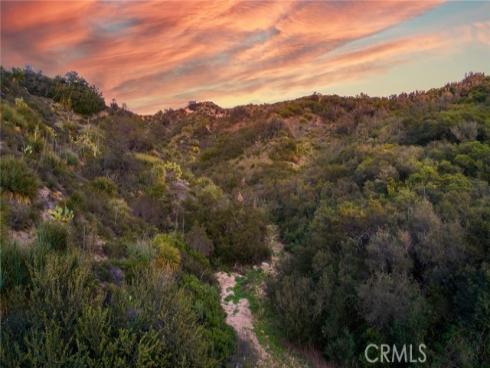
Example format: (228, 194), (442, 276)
(2, 1), (490, 114)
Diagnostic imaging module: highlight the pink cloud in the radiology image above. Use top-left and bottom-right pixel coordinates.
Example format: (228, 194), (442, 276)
(1, 0), (455, 113)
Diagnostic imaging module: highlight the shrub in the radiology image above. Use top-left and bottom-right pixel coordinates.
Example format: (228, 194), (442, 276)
(38, 152), (74, 189)
(13, 68), (106, 115)
(1, 250), (224, 367)
(114, 240), (158, 280)
(127, 239), (157, 262)
(152, 234), (182, 270)
(182, 274), (236, 364)
(103, 239), (128, 259)
(0, 242), (30, 291)
(185, 223), (214, 257)
(36, 221), (69, 251)
(26, 136), (45, 154)
(38, 152), (66, 177)
(108, 198), (130, 228)
(61, 149), (79, 166)
(277, 102), (303, 118)
(269, 137), (301, 163)
(5, 199), (38, 230)
(209, 204), (270, 265)
(0, 103), (25, 127)
(0, 156), (38, 200)
(91, 176), (117, 196)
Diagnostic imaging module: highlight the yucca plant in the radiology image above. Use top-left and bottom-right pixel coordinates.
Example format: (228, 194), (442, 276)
(48, 205), (74, 223)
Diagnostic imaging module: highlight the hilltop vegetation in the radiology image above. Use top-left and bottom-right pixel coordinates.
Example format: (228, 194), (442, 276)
(1, 67), (489, 367)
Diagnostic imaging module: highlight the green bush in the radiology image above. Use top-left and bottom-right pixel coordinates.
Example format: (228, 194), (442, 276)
(38, 152), (67, 178)
(116, 240), (158, 279)
(36, 221), (69, 251)
(185, 190), (270, 265)
(152, 234), (181, 270)
(0, 156), (38, 200)
(4, 199), (38, 230)
(183, 274), (236, 364)
(211, 204), (270, 265)
(0, 242), (30, 291)
(269, 138), (301, 163)
(8, 68), (106, 115)
(126, 239), (157, 262)
(1, 250), (230, 367)
(0, 103), (25, 127)
(103, 239), (129, 259)
(61, 149), (79, 166)
(37, 152), (74, 189)
(91, 176), (117, 196)
(185, 223), (214, 257)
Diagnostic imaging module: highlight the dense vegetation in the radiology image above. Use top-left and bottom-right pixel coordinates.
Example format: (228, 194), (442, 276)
(264, 76), (490, 367)
(1, 67), (489, 367)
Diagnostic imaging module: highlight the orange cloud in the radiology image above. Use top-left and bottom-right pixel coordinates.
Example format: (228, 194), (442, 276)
(1, 0), (465, 114)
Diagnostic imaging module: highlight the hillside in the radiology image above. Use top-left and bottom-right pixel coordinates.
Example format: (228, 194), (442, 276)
(1, 67), (489, 367)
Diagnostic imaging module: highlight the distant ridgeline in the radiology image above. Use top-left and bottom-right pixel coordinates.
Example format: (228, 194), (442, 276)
(1, 66), (489, 367)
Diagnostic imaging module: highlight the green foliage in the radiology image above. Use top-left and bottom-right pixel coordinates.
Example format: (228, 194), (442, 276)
(3, 67), (106, 115)
(1, 251), (220, 367)
(126, 239), (157, 262)
(277, 102), (303, 118)
(38, 151), (72, 188)
(185, 223), (214, 257)
(91, 176), (118, 196)
(61, 149), (79, 166)
(0, 102), (28, 129)
(185, 191), (270, 265)
(182, 274), (236, 364)
(48, 205), (74, 223)
(263, 75), (490, 366)
(270, 141), (490, 366)
(74, 126), (102, 158)
(0, 156), (38, 200)
(269, 137), (303, 163)
(152, 233), (182, 270)
(3, 198), (39, 230)
(103, 239), (129, 259)
(162, 160), (183, 179)
(0, 241), (31, 291)
(37, 221), (69, 251)
(198, 119), (289, 167)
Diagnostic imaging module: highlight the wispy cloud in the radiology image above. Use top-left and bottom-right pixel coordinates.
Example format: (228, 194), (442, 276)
(2, 0), (488, 113)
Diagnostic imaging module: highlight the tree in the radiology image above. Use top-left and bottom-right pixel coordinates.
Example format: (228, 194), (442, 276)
(185, 223), (214, 257)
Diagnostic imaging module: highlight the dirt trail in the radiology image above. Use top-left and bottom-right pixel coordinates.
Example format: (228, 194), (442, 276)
(216, 228), (329, 367)
(215, 271), (269, 364)
(215, 230), (285, 366)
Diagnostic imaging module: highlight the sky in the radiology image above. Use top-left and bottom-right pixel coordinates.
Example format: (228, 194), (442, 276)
(1, 1), (490, 114)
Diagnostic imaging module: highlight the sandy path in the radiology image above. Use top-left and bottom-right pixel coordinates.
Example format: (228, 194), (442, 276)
(215, 232), (283, 365)
(215, 271), (269, 364)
